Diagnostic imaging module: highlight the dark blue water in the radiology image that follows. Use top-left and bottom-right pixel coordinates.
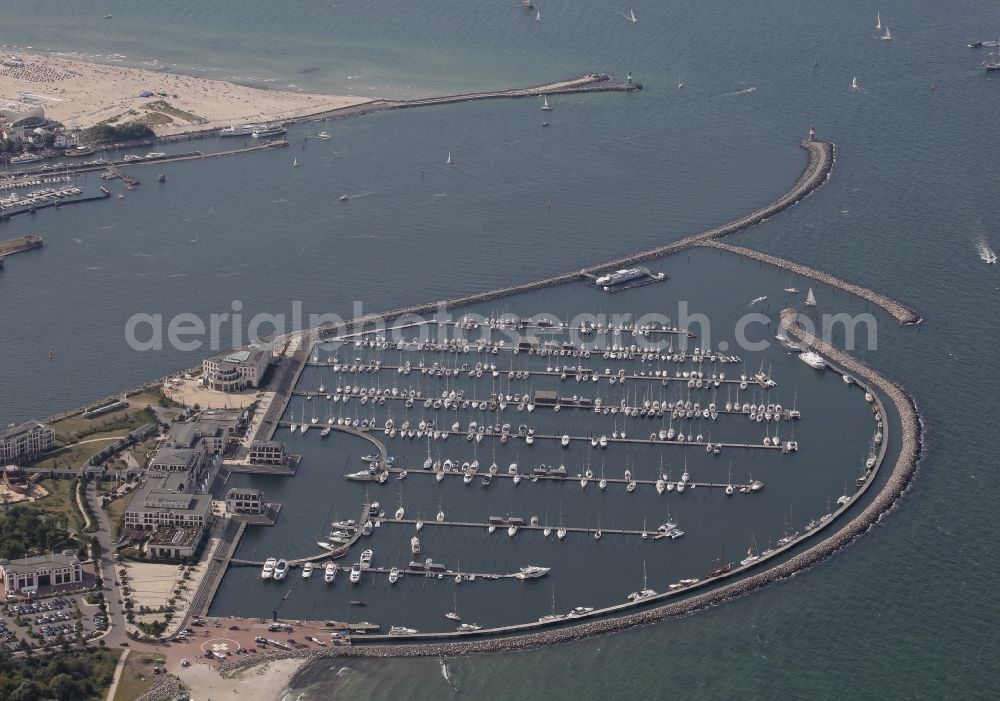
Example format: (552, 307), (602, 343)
(2, 0), (998, 697)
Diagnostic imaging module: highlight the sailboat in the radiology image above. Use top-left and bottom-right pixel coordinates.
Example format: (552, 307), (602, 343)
(445, 590), (462, 622)
(627, 9), (637, 23)
(628, 561), (657, 601)
(805, 288), (817, 307)
(881, 25), (892, 41)
(535, 10), (541, 21)
(851, 76), (859, 90)
(446, 151), (453, 165)
(876, 11), (881, 30)
(541, 96), (552, 111)
(292, 158), (298, 167)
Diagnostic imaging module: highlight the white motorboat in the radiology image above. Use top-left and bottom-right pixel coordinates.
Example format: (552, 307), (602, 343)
(273, 559), (288, 582)
(349, 563), (363, 584)
(302, 562), (314, 579)
(261, 557), (276, 580)
(324, 562), (338, 583)
(515, 565), (550, 580)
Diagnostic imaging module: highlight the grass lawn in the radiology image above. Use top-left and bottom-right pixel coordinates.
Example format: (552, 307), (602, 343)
(29, 433), (125, 471)
(111, 650), (162, 701)
(30, 478), (84, 534)
(50, 392), (161, 442)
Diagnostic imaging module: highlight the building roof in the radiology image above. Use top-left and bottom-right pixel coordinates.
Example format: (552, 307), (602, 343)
(206, 345), (269, 369)
(126, 475), (212, 518)
(149, 446), (200, 469)
(147, 525), (200, 548)
(0, 551), (79, 575)
(250, 440), (284, 450)
(226, 487), (263, 498)
(0, 421), (51, 441)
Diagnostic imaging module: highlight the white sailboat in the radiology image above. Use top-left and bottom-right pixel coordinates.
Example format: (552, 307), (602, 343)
(535, 10), (541, 21)
(881, 25), (892, 41)
(851, 76), (859, 90)
(805, 288), (817, 307)
(541, 96), (552, 111)
(876, 11), (881, 30)
(292, 157), (298, 167)
(446, 151), (453, 165)
(628, 9), (637, 23)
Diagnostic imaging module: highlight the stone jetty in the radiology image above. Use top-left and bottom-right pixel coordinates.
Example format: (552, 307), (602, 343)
(704, 239), (921, 324)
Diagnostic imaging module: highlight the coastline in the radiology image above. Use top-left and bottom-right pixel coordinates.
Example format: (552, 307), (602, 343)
(0, 52), (372, 135)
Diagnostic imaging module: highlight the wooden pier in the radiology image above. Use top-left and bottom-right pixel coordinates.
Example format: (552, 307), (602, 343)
(380, 516), (681, 540)
(378, 468), (762, 492)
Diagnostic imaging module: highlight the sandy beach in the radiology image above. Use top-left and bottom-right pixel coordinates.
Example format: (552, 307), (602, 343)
(0, 52), (372, 135)
(175, 657), (307, 701)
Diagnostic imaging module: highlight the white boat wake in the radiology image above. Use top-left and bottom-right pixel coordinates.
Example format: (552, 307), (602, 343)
(977, 239), (997, 264)
(720, 86), (756, 97)
(440, 656), (459, 691)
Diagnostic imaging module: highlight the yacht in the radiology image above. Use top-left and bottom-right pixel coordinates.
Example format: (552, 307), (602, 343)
(799, 351), (826, 370)
(261, 557), (277, 580)
(515, 565), (551, 580)
(316, 131), (331, 140)
(568, 606), (594, 617)
(389, 626), (417, 635)
(302, 562), (314, 579)
(253, 124), (287, 138)
(458, 622), (483, 632)
(411, 536), (421, 555)
(360, 549), (374, 568)
(349, 563), (363, 584)
(388, 567), (400, 584)
(273, 559), (289, 581)
(324, 561), (338, 583)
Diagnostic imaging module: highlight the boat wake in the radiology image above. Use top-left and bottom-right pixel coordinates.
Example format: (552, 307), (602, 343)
(720, 86), (756, 97)
(977, 239), (997, 264)
(440, 656), (459, 692)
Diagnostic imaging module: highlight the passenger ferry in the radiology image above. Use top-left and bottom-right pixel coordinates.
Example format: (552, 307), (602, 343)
(252, 124), (287, 138)
(10, 153), (41, 164)
(218, 124), (259, 137)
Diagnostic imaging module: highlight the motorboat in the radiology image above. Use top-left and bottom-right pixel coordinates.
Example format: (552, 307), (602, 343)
(273, 559), (288, 581)
(514, 565), (550, 580)
(302, 562), (314, 579)
(261, 557), (276, 580)
(324, 562), (338, 583)
(349, 563), (363, 583)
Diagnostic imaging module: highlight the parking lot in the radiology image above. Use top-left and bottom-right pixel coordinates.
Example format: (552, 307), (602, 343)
(2, 595), (105, 648)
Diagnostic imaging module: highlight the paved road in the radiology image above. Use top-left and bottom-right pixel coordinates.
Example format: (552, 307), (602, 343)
(85, 481), (129, 649)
